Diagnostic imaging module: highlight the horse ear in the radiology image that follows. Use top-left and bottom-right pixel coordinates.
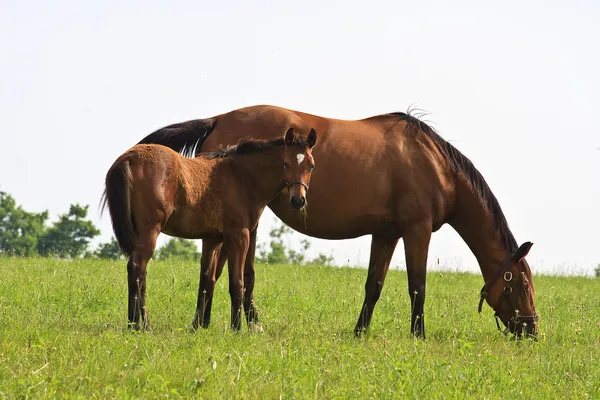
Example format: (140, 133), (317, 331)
(307, 128), (317, 148)
(284, 128), (295, 146)
(512, 241), (533, 263)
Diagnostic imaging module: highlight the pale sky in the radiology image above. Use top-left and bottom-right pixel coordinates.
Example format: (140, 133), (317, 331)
(1, 1), (598, 276)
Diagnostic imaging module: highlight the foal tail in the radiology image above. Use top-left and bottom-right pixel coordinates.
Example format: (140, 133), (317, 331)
(100, 158), (136, 257)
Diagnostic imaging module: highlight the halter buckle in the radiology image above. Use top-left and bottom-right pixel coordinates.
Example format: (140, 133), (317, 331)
(503, 271), (513, 282)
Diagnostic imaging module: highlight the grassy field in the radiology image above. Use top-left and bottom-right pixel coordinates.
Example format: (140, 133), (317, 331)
(0, 257), (598, 399)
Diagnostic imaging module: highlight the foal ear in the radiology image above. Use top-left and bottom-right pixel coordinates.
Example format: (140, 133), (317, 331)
(284, 128), (295, 146)
(307, 128), (317, 148)
(512, 241), (533, 263)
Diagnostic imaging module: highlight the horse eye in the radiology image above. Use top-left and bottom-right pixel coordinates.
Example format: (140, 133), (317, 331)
(283, 162), (289, 168)
(310, 164), (315, 170)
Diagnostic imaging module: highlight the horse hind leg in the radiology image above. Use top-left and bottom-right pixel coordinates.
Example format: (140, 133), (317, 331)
(127, 225), (161, 331)
(354, 235), (399, 336)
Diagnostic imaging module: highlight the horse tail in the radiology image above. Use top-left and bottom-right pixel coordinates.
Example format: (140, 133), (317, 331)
(137, 117), (218, 158)
(100, 158), (136, 257)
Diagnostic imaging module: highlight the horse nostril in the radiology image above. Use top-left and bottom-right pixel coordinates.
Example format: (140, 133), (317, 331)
(290, 196), (306, 209)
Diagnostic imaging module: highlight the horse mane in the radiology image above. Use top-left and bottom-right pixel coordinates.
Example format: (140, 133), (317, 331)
(389, 109), (519, 255)
(201, 136), (311, 160)
(138, 118), (218, 158)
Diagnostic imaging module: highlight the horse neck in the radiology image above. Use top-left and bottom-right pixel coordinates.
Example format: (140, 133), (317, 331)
(229, 151), (286, 205)
(449, 178), (514, 284)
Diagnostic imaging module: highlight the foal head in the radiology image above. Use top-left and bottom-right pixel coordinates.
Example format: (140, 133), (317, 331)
(480, 242), (539, 338)
(283, 127), (317, 210)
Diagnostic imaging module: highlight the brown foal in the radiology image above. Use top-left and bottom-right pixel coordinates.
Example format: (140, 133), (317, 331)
(102, 128), (317, 331)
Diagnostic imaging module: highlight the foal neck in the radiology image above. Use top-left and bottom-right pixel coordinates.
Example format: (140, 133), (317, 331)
(228, 149), (287, 205)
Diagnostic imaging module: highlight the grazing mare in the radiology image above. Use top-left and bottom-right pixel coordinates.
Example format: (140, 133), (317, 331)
(102, 128), (317, 330)
(138, 105), (539, 338)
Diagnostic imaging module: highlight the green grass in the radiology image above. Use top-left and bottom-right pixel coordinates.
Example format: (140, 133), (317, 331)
(0, 257), (599, 399)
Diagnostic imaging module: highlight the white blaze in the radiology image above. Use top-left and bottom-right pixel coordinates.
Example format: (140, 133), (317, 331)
(296, 153), (305, 165)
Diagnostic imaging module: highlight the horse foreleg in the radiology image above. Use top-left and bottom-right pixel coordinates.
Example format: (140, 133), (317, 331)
(354, 235), (399, 336)
(225, 228), (250, 331)
(192, 238), (221, 330)
(403, 223), (432, 339)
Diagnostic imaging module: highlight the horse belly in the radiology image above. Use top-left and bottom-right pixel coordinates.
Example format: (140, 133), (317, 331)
(267, 191), (399, 239)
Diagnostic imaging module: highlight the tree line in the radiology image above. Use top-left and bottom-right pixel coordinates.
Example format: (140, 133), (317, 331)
(0, 191), (335, 266)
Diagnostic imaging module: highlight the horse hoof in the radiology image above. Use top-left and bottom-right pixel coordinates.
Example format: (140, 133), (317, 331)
(249, 322), (264, 333)
(354, 326), (368, 337)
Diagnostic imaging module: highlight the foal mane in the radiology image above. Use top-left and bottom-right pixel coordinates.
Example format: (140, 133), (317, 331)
(201, 137), (311, 160)
(389, 109), (520, 257)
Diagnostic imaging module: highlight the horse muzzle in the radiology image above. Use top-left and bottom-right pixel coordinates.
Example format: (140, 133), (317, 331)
(290, 195), (306, 210)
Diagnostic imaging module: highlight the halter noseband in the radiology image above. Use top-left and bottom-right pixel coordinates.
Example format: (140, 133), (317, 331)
(283, 164), (310, 193)
(478, 253), (539, 333)
(286, 180), (309, 192)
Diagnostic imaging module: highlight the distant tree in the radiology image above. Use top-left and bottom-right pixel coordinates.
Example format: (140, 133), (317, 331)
(257, 222), (293, 264)
(93, 237), (123, 260)
(288, 239), (311, 264)
(256, 219), (335, 266)
(155, 238), (200, 261)
(37, 204), (100, 258)
(308, 252), (335, 266)
(595, 264), (600, 278)
(257, 239), (289, 264)
(0, 191), (48, 256)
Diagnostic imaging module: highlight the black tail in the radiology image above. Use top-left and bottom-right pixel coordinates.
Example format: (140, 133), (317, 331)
(100, 159), (136, 257)
(138, 117), (217, 158)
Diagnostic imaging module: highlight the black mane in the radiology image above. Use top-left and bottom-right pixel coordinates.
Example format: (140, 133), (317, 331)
(201, 137), (310, 160)
(138, 118), (217, 158)
(390, 110), (518, 254)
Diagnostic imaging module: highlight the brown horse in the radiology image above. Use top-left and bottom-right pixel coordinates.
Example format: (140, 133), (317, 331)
(101, 127), (317, 330)
(138, 105), (539, 339)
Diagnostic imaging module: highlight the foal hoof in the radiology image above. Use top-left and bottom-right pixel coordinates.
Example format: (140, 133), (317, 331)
(128, 322), (141, 331)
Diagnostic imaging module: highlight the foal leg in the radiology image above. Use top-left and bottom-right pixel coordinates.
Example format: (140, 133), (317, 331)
(403, 223), (432, 339)
(195, 242), (228, 328)
(191, 241), (230, 329)
(215, 242), (227, 281)
(243, 227), (262, 331)
(127, 228), (160, 331)
(354, 235), (399, 336)
(203, 242), (225, 328)
(225, 228), (250, 331)
(192, 238), (221, 330)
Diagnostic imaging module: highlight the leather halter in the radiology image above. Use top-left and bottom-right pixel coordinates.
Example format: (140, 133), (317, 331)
(478, 252), (539, 333)
(283, 164), (310, 193)
(286, 180), (309, 192)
